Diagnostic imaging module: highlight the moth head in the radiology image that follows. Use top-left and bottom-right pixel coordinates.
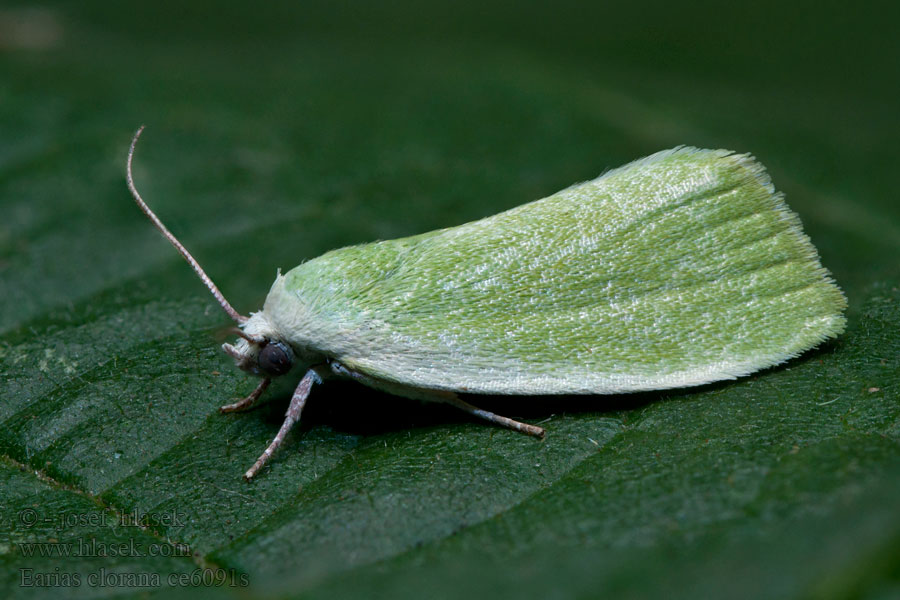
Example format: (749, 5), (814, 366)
(222, 313), (296, 378)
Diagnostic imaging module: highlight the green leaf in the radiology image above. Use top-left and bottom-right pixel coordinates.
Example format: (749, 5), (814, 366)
(1, 1), (897, 598)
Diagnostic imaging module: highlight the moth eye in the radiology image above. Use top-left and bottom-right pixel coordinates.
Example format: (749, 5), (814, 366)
(257, 341), (294, 376)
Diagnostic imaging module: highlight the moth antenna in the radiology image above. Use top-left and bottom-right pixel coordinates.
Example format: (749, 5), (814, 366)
(230, 327), (265, 344)
(127, 126), (249, 324)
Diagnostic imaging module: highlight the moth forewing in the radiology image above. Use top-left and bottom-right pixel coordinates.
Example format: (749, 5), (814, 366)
(266, 148), (845, 394)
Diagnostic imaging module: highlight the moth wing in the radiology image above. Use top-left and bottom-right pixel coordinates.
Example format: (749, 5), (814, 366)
(269, 148), (846, 395)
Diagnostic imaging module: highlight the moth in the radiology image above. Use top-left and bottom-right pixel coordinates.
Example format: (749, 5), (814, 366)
(126, 127), (846, 479)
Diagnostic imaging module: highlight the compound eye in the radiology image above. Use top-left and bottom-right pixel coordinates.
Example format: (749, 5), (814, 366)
(257, 341), (294, 376)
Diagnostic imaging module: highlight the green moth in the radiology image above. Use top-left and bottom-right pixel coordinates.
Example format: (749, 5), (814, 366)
(126, 127), (846, 480)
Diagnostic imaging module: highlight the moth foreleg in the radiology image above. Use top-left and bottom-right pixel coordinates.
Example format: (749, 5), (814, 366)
(219, 378), (271, 413)
(243, 367), (325, 481)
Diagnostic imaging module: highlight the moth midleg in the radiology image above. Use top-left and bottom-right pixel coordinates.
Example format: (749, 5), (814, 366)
(244, 367), (325, 480)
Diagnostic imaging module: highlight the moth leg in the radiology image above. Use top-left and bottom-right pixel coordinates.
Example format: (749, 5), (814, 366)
(330, 361), (545, 438)
(219, 378), (271, 413)
(244, 367), (324, 481)
(443, 395), (546, 438)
